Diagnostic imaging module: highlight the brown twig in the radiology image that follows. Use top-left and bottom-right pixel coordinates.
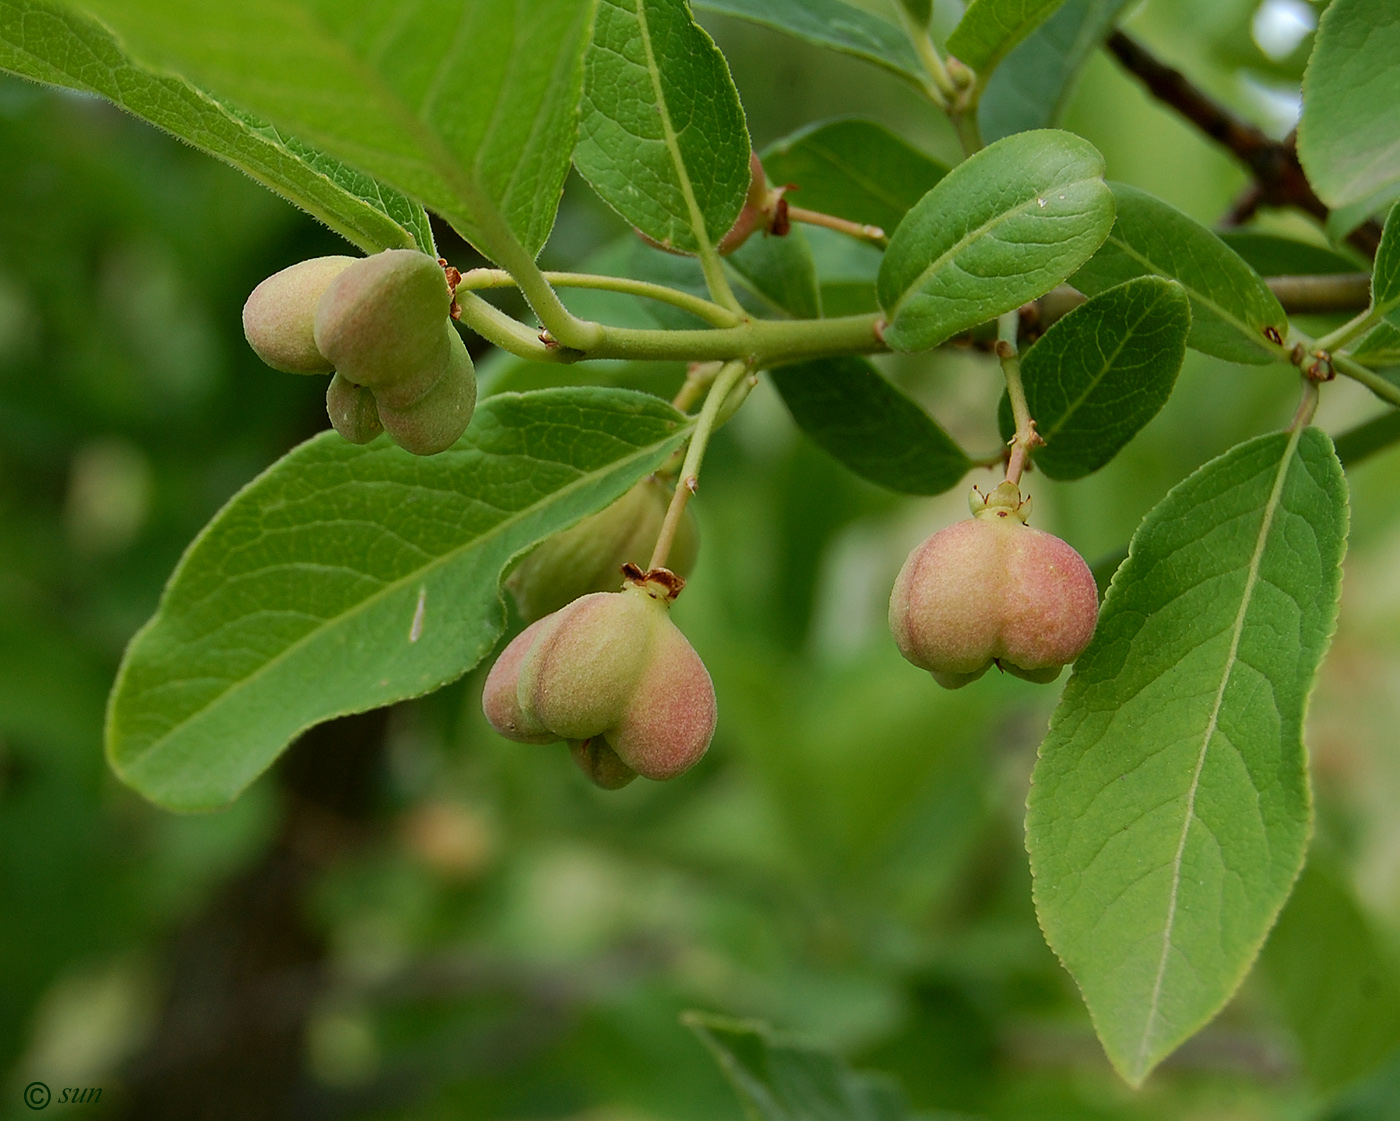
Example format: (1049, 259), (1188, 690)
(1105, 31), (1382, 258)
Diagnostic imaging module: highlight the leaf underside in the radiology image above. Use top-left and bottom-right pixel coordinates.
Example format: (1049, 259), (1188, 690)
(1028, 427), (1348, 1084)
(0, 0), (432, 254)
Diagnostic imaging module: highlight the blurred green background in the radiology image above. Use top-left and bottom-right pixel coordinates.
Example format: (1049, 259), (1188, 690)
(3, 0), (1400, 1118)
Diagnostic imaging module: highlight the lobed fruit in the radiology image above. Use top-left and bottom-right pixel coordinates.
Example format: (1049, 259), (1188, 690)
(483, 571), (716, 784)
(505, 476), (700, 622)
(242, 255), (356, 374)
(243, 249), (478, 456)
(890, 481), (1098, 688)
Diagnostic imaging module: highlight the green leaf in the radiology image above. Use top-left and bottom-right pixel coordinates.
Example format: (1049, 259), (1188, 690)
(682, 1012), (916, 1121)
(948, 0), (1071, 78)
(1261, 857), (1400, 1092)
(1298, 0), (1400, 211)
(997, 277), (1190, 479)
(761, 118), (949, 236)
(106, 389), (693, 812)
(68, 0), (596, 260)
(978, 0), (1133, 143)
(1073, 183), (1289, 365)
(877, 129), (1113, 352)
(576, 0), (751, 255)
(1028, 426), (1349, 1086)
(0, 0), (431, 254)
(1353, 318), (1400, 365)
(770, 357), (971, 494)
(691, 0), (924, 85)
(1371, 202), (1400, 315)
(1217, 230), (1362, 277)
(726, 227), (822, 319)
(898, 0), (931, 27)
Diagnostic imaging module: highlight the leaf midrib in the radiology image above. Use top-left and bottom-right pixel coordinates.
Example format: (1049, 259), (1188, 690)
(1039, 290), (1163, 444)
(632, 0), (720, 256)
(1132, 422), (1307, 1077)
(891, 177), (1094, 319)
(114, 422), (691, 767)
(1108, 233), (1277, 357)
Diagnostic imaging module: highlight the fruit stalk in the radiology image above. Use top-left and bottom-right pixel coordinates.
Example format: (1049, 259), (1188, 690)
(649, 359), (750, 571)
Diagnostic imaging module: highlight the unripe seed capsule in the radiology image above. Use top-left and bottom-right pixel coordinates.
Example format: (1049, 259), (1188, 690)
(242, 255), (355, 374)
(313, 249), (454, 394)
(325, 374), (384, 445)
(375, 329), (477, 455)
(482, 572), (717, 783)
(890, 482), (1098, 688)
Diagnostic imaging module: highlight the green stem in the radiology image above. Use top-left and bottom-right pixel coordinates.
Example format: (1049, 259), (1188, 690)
(1334, 351), (1400, 408)
(455, 299), (886, 367)
(895, 4), (956, 105)
(459, 268), (741, 329)
(649, 359), (750, 571)
(1314, 303), (1384, 353)
(997, 312), (1037, 485)
(455, 291), (564, 361)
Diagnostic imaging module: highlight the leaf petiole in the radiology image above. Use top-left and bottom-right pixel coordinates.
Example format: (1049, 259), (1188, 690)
(459, 268), (742, 329)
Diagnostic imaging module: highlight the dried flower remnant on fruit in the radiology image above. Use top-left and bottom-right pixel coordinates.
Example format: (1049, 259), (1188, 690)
(890, 482), (1098, 688)
(483, 570), (716, 785)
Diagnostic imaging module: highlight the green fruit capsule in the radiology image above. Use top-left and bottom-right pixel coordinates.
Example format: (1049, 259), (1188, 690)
(376, 329), (477, 456)
(889, 482), (1099, 688)
(314, 249), (454, 398)
(505, 475), (699, 622)
(569, 739), (638, 790)
(482, 572), (717, 783)
(325, 374), (384, 445)
(242, 255), (356, 374)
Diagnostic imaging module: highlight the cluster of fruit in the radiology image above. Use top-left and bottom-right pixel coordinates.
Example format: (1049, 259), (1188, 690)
(243, 249), (476, 455)
(242, 253), (1100, 789)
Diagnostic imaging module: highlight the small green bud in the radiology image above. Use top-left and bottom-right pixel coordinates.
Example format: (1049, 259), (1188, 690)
(890, 483), (1098, 688)
(482, 573), (717, 782)
(505, 476), (699, 622)
(325, 374), (384, 445)
(242, 255), (355, 374)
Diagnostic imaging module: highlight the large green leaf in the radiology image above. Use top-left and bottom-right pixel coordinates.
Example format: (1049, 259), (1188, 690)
(998, 276), (1190, 479)
(877, 129), (1113, 352)
(107, 389), (693, 812)
(978, 0), (1133, 143)
(576, 0), (751, 254)
(1298, 0), (1400, 213)
(1073, 183), (1290, 365)
(1261, 857), (1400, 1093)
(761, 118), (948, 236)
(947, 0), (1071, 77)
(1028, 427), (1348, 1085)
(683, 1012), (915, 1121)
(68, 0), (596, 261)
(0, 0), (431, 254)
(691, 0), (924, 85)
(1371, 202), (1400, 316)
(770, 357), (971, 495)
